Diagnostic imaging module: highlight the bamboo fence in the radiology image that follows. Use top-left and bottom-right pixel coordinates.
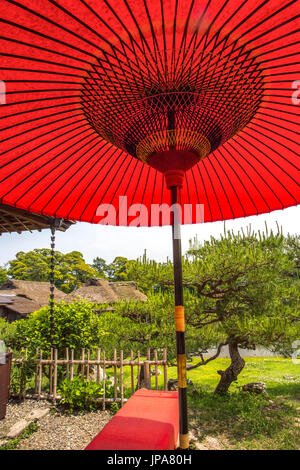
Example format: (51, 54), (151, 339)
(10, 347), (168, 409)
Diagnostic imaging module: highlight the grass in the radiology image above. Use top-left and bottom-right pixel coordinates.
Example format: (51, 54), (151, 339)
(184, 357), (300, 450)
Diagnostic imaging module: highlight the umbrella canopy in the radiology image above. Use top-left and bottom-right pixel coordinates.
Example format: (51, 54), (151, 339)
(0, 0), (299, 450)
(0, 0), (299, 225)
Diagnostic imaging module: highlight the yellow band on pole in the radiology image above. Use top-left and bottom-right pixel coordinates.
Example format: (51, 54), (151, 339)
(180, 433), (189, 449)
(177, 353), (187, 388)
(175, 305), (185, 332)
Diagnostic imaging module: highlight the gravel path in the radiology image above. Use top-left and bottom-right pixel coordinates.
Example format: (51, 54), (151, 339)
(0, 399), (112, 450)
(0, 399), (50, 440)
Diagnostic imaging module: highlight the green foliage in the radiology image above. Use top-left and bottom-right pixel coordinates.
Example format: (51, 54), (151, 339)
(0, 265), (8, 284)
(183, 229), (300, 355)
(6, 301), (105, 354)
(97, 293), (176, 358)
(110, 402), (120, 414)
(106, 256), (129, 281)
(59, 376), (103, 412)
(125, 253), (167, 294)
(8, 249), (97, 293)
(92, 257), (108, 278)
(0, 317), (17, 347)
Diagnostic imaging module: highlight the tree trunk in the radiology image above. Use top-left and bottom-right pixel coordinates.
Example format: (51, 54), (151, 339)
(214, 342), (245, 394)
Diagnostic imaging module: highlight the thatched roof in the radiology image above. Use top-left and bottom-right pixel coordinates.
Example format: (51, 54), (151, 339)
(109, 281), (147, 302)
(0, 294), (14, 304)
(0, 294), (40, 315)
(0, 202), (74, 235)
(0, 279), (67, 306)
(67, 278), (147, 304)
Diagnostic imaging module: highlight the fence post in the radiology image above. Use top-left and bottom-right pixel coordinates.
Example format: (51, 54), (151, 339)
(120, 350), (124, 407)
(70, 350), (74, 381)
(66, 348), (69, 379)
(143, 361), (151, 390)
(102, 350), (106, 411)
(87, 350), (90, 381)
(38, 350), (42, 399)
(49, 348), (53, 395)
(113, 349), (117, 401)
(163, 348), (167, 391)
(34, 348), (38, 396)
(81, 348), (85, 377)
(96, 348), (101, 384)
(130, 349), (134, 394)
(53, 349), (57, 404)
(154, 349), (158, 390)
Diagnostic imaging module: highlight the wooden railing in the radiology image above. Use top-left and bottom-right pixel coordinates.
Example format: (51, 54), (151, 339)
(10, 347), (168, 408)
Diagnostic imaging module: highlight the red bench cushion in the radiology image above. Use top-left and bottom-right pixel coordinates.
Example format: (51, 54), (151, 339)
(85, 389), (179, 450)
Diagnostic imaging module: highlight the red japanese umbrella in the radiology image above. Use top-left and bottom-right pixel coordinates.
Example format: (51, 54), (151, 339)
(0, 0), (299, 448)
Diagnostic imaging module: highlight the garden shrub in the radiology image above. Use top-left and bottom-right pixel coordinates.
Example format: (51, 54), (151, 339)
(59, 376), (104, 412)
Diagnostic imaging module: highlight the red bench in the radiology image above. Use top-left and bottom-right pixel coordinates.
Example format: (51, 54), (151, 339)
(85, 388), (179, 450)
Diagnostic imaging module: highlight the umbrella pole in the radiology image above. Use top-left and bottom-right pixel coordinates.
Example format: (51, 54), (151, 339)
(170, 185), (189, 450)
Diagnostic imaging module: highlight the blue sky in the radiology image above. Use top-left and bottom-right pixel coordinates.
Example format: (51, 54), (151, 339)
(0, 205), (299, 267)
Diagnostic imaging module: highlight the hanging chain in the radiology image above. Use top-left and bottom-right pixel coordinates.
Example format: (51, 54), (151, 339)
(49, 220), (56, 349)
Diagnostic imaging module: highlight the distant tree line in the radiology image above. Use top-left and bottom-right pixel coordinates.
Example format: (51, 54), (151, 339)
(0, 228), (299, 393)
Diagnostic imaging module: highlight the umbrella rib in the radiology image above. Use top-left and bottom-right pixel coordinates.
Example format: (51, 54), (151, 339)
(237, 131), (300, 190)
(0, 100), (81, 123)
(201, 157), (224, 220)
(38, 141), (115, 216)
(0, 107), (80, 138)
(0, 52), (87, 72)
(80, 0), (148, 58)
(205, 155), (235, 219)
(0, 118), (90, 174)
(215, 146), (258, 216)
(91, 152), (138, 222)
(184, 172), (193, 224)
(249, 119), (300, 149)
(15, 135), (102, 209)
(0, 20), (98, 63)
(79, 147), (126, 221)
(231, 136), (291, 207)
(0, 66), (81, 78)
(5, 0), (139, 64)
(188, 166), (201, 209)
(141, 0), (166, 81)
(224, 140), (272, 211)
(70, 149), (128, 221)
(210, 151), (246, 218)
(122, 162), (146, 225)
(0, 110), (84, 147)
(136, 165), (152, 227)
(0, 125), (94, 194)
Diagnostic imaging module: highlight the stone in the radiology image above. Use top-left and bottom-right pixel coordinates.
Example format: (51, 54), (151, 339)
(150, 368), (162, 376)
(90, 366), (107, 381)
(7, 419), (28, 439)
(242, 382), (267, 394)
(25, 408), (50, 421)
(194, 442), (208, 450)
(167, 378), (194, 391)
(203, 436), (223, 450)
